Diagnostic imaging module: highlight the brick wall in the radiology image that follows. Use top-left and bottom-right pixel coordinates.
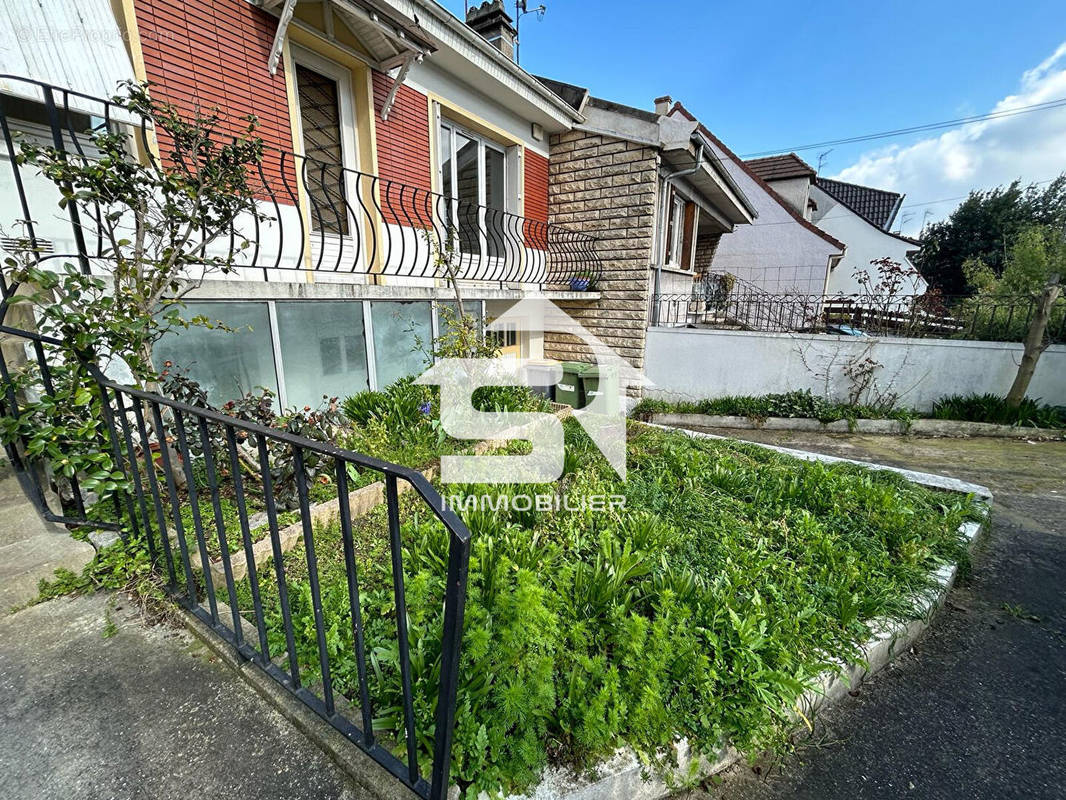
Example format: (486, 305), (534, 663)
(544, 130), (659, 373)
(372, 71), (432, 226)
(133, 0), (294, 189)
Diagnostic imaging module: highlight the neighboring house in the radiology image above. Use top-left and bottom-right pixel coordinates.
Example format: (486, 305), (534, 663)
(809, 178), (926, 296)
(746, 155), (926, 298)
(533, 81), (756, 368)
(0, 0), (613, 406)
(690, 136), (845, 296)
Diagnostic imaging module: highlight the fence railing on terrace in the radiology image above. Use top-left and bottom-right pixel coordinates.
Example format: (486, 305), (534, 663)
(0, 75), (600, 286)
(653, 284), (1066, 343)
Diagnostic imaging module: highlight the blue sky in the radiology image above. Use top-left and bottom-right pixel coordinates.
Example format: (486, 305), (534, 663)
(442, 0), (1066, 234)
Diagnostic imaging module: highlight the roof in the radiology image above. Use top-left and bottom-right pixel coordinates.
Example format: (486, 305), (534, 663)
(533, 75), (588, 113)
(745, 153), (816, 182)
(815, 177), (904, 231)
(670, 103), (845, 253)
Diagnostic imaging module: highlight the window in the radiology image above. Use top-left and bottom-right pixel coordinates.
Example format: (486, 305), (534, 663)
(154, 302), (278, 406)
(370, 301), (432, 389)
(664, 190), (696, 270)
(275, 301), (369, 408)
(439, 120), (508, 258)
(294, 53), (357, 237)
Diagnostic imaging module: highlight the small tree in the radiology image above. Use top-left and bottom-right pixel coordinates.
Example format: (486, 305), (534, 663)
(0, 83), (267, 502)
(6, 81), (266, 385)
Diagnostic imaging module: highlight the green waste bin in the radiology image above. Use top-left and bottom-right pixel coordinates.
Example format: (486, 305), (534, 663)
(556, 361), (592, 407)
(578, 363), (619, 415)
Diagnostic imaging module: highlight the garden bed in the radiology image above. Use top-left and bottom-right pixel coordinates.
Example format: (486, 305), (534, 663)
(218, 419), (986, 798)
(634, 390), (1066, 438)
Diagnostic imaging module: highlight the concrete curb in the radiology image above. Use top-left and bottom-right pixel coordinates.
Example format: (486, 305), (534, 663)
(649, 412), (1066, 440)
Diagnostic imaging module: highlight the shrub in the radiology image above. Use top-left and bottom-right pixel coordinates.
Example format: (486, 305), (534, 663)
(931, 393), (1065, 428)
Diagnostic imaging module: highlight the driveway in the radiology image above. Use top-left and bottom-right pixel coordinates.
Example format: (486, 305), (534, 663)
(682, 430), (1066, 800)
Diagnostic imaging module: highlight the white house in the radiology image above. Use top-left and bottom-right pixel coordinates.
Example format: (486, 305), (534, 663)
(810, 178), (927, 296)
(696, 145), (845, 295)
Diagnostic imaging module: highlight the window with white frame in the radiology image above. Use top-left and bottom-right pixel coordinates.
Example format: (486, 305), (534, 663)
(664, 189), (696, 270)
(439, 120), (508, 258)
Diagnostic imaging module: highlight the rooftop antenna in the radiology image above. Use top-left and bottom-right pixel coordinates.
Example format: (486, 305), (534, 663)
(515, 0), (546, 66)
(816, 148), (833, 173)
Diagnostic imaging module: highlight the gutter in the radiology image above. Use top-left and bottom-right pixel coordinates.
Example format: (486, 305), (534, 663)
(651, 140), (705, 325)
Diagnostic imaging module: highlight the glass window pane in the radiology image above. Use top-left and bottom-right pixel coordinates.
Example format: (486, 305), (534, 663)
(155, 302), (278, 406)
(436, 300), (483, 347)
(455, 133), (480, 256)
(485, 147), (506, 259)
(296, 64), (348, 235)
(276, 301), (369, 408)
(370, 301), (432, 389)
(440, 125), (453, 199)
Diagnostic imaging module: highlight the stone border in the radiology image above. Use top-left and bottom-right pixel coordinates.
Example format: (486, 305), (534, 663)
(650, 412), (1066, 440)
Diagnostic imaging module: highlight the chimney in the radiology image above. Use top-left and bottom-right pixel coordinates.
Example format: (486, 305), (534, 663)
(654, 95), (673, 115)
(467, 1), (517, 60)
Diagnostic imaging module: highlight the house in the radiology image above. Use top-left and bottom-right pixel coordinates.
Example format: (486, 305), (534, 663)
(746, 155), (926, 297)
(810, 178), (926, 296)
(0, 0), (614, 407)
(531, 81), (756, 368)
(683, 131), (846, 297)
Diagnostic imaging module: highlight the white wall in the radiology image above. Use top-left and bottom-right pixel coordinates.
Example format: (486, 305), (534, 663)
(708, 142), (841, 295)
(811, 186), (927, 296)
(644, 327), (1066, 412)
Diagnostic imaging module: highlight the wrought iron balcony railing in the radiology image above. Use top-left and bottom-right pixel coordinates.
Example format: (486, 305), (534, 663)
(0, 75), (601, 286)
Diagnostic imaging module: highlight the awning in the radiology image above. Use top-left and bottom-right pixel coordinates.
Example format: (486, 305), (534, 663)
(0, 0), (137, 113)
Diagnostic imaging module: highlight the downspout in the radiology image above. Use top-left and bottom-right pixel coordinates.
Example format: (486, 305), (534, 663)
(652, 140), (704, 325)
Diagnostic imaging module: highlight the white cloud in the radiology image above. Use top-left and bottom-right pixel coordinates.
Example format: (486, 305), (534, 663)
(832, 41), (1066, 237)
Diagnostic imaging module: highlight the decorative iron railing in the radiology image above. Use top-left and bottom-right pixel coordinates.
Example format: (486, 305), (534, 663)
(654, 282), (1066, 343)
(0, 75), (600, 286)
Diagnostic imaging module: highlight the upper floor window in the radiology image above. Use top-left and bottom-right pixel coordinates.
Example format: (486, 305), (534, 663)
(439, 120), (507, 258)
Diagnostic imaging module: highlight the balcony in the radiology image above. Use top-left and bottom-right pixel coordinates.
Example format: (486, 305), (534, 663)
(0, 75), (601, 290)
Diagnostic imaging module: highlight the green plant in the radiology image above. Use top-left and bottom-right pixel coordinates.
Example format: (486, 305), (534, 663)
(234, 421), (978, 797)
(931, 393), (1064, 428)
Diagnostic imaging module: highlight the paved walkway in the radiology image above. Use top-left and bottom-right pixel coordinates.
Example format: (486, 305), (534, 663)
(682, 430), (1066, 800)
(0, 458), (94, 612)
(0, 593), (371, 799)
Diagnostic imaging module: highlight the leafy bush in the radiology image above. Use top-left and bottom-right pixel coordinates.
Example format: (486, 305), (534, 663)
(931, 393), (1065, 428)
(342, 377), (433, 430)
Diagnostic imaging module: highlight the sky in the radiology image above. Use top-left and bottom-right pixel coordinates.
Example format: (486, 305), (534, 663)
(441, 0), (1066, 237)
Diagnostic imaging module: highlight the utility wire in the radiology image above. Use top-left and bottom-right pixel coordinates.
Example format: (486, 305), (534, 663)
(741, 97), (1066, 158)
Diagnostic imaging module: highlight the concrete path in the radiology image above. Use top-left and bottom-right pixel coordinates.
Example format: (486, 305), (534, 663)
(681, 430), (1066, 800)
(0, 593), (372, 799)
(0, 458), (94, 612)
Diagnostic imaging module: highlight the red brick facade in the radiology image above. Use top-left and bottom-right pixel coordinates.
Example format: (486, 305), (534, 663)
(132, 0), (294, 189)
(523, 149), (549, 224)
(371, 71), (432, 191)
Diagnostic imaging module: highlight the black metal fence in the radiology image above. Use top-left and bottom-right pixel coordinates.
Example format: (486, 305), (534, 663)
(1, 254), (469, 799)
(653, 287), (1066, 344)
(0, 74), (600, 286)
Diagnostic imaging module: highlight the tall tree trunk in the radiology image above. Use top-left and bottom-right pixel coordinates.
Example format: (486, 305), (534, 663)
(1006, 274), (1061, 408)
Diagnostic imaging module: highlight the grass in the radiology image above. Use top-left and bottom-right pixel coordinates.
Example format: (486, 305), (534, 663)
(222, 420), (979, 797)
(634, 390), (1065, 429)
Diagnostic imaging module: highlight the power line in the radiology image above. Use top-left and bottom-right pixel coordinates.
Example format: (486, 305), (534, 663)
(741, 97), (1066, 158)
